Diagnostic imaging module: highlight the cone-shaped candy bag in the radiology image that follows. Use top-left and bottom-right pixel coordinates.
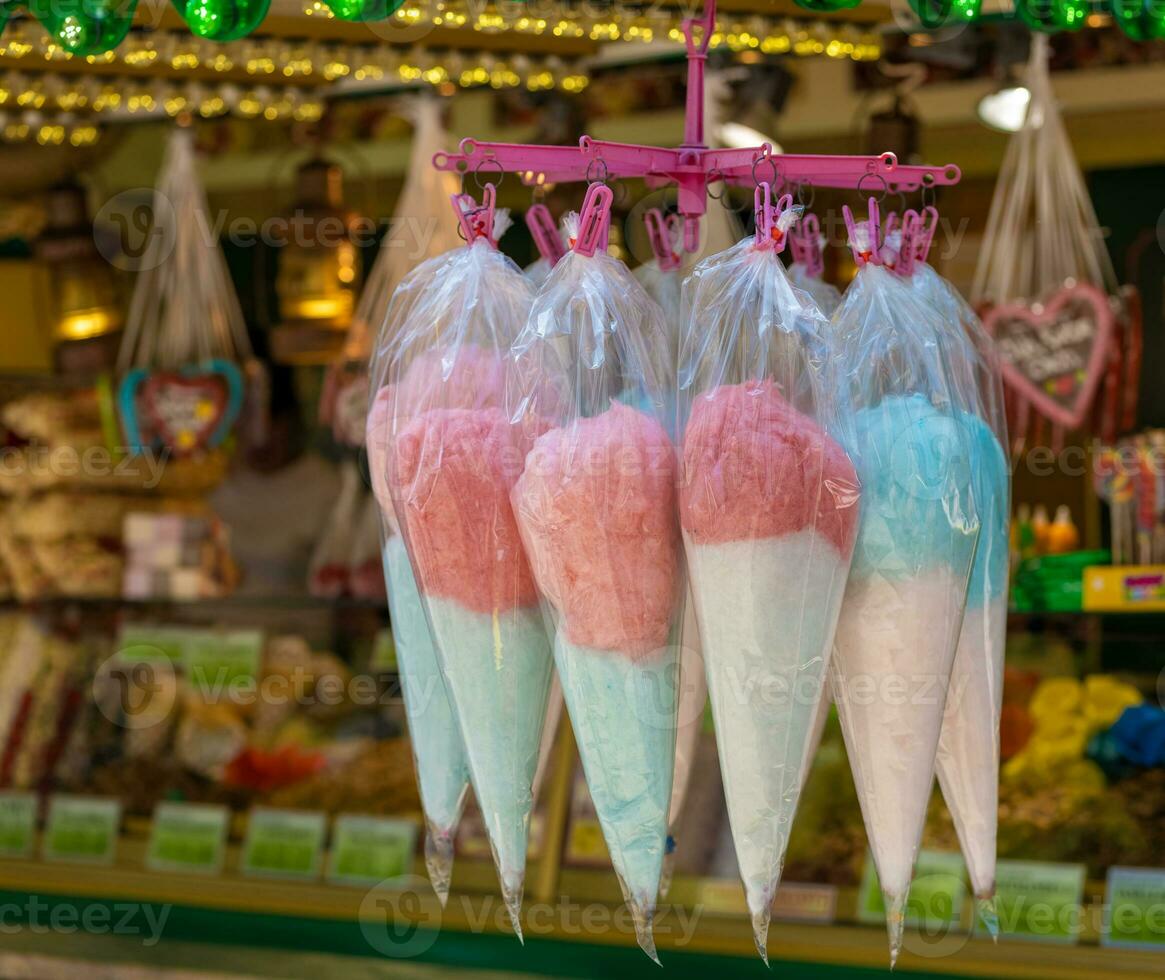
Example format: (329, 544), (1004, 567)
(829, 201), (983, 965)
(509, 185), (683, 962)
(634, 209), (706, 899)
(373, 189), (554, 936)
(367, 313), (472, 906)
(677, 188), (861, 961)
(893, 210), (1010, 932)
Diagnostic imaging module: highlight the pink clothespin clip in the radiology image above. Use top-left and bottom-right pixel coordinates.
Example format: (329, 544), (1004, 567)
(753, 183), (795, 253)
(526, 203), (565, 266)
(914, 204), (939, 265)
(789, 212), (825, 278)
(644, 208), (681, 271)
(894, 209), (920, 277)
(573, 182), (613, 257)
(842, 196), (882, 267)
(451, 183), (498, 247)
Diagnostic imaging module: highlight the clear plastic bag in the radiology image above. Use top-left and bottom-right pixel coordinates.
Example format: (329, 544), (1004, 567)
(899, 212), (1010, 929)
(368, 192), (554, 930)
(508, 185), (683, 961)
(828, 202), (985, 964)
(676, 188), (860, 961)
(788, 263), (842, 317)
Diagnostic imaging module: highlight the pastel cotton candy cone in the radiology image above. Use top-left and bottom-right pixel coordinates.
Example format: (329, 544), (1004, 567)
(392, 405), (554, 935)
(936, 416), (1009, 920)
(831, 393), (979, 965)
(680, 381), (858, 959)
(910, 262), (1011, 927)
(513, 402), (681, 960)
(367, 388), (470, 904)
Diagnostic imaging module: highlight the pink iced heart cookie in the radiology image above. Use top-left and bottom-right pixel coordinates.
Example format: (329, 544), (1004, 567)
(982, 282), (1114, 431)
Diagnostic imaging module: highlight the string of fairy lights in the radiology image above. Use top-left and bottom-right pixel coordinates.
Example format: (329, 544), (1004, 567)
(0, 4), (882, 146)
(301, 0), (884, 58)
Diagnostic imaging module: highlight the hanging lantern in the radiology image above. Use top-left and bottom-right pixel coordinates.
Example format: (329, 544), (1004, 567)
(906, 0), (982, 28)
(271, 157), (362, 365)
(321, 0), (406, 22)
(29, 0), (138, 56)
(33, 182), (124, 371)
(170, 0), (271, 41)
(1111, 0), (1165, 38)
(1015, 0), (1089, 31)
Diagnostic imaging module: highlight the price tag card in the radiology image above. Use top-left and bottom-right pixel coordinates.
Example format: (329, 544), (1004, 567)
(115, 624), (188, 662)
(991, 860), (1086, 944)
(858, 850), (967, 931)
(327, 815), (417, 887)
(146, 802), (229, 875)
(1103, 867), (1165, 950)
(0, 792), (37, 859)
(241, 808), (326, 880)
(183, 629), (263, 691)
(43, 795), (121, 865)
(773, 882), (838, 924)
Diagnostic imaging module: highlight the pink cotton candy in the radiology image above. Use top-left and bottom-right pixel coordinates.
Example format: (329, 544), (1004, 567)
(680, 381), (858, 554)
(512, 401), (679, 658)
(367, 347), (511, 524)
(392, 407), (544, 612)
(395, 346), (508, 417)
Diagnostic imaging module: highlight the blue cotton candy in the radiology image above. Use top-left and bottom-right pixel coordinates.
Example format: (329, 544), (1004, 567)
(964, 414), (1009, 606)
(845, 393), (981, 582)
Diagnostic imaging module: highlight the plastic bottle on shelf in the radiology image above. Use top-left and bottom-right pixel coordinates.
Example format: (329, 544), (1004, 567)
(1046, 505), (1080, 555)
(1032, 504), (1051, 555)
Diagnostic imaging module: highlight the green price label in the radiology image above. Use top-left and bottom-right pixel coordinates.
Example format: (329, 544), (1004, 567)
(0, 792), (36, 859)
(241, 808), (326, 880)
(43, 795), (121, 865)
(116, 624), (188, 663)
(990, 860), (1086, 944)
(858, 850), (967, 931)
(146, 802), (229, 875)
(327, 815), (417, 887)
(183, 630), (263, 692)
(1103, 867), (1165, 950)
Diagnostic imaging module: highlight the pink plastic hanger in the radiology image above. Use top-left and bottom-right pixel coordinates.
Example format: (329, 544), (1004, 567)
(644, 208), (682, 271)
(526, 202), (565, 266)
(451, 183), (498, 247)
(753, 183), (794, 253)
(574, 182), (614, 257)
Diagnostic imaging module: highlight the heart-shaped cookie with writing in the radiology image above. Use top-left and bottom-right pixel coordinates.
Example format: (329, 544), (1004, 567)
(982, 282), (1114, 431)
(118, 359), (244, 456)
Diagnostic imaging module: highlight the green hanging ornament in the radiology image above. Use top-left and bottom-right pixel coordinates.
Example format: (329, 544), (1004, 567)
(170, 0), (270, 41)
(791, 0), (862, 11)
(321, 0), (406, 21)
(1110, 0), (1165, 38)
(906, 0), (982, 29)
(29, 0), (138, 56)
(1016, 0), (1089, 30)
